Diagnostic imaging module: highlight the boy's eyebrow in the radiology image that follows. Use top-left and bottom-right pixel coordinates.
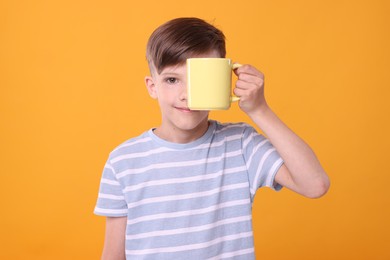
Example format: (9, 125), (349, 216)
(159, 64), (185, 76)
(160, 71), (181, 77)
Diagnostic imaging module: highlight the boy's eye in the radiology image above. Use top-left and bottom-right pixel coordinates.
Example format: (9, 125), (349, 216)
(166, 77), (178, 84)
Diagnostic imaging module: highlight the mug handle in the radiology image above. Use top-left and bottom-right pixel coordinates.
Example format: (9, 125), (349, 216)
(231, 63), (242, 102)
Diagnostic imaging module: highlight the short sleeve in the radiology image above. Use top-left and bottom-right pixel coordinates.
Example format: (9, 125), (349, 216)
(242, 125), (284, 198)
(94, 159), (128, 217)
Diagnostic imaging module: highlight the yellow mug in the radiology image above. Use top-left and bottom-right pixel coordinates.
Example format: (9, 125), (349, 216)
(187, 58), (241, 110)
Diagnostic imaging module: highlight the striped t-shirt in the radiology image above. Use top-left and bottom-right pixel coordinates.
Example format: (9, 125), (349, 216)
(94, 120), (284, 259)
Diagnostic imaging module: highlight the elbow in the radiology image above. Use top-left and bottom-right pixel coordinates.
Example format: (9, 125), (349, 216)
(304, 173), (331, 199)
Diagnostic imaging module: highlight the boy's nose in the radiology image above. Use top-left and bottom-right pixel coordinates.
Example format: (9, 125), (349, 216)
(180, 84), (188, 101)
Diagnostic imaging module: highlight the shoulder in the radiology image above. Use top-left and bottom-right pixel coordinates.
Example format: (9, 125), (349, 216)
(213, 120), (256, 136)
(212, 121), (266, 149)
(108, 130), (153, 160)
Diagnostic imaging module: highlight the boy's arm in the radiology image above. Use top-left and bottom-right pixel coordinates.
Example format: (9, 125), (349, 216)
(101, 216), (127, 260)
(234, 65), (330, 198)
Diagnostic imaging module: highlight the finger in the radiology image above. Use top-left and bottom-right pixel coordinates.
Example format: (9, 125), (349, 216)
(235, 64), (264, 77)
(233, 87), (246, 97)
(237, 73), (264, 86)
(235, 75), (264, 91)
(235, 79), (258, 91)
(233, 86), (258, 101)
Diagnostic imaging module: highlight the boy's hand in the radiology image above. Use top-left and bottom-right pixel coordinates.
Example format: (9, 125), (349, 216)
(233, 64), (269, 116)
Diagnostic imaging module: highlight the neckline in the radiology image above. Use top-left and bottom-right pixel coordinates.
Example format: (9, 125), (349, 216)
(148, 120), (216, 150)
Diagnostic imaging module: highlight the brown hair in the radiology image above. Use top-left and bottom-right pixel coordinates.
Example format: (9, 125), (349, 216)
(146, 17), (226, 74)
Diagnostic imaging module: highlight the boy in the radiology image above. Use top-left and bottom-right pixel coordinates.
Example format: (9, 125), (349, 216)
(94, 17), (330, 260)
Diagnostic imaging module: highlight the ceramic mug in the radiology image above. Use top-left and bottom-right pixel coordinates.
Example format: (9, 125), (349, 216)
(186, 58), (241, 110)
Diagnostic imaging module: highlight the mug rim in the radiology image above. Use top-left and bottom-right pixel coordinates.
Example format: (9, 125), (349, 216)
(186, 57), (231, 61)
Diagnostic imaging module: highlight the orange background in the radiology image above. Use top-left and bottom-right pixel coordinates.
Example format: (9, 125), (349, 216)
(1, 0), (389, 259)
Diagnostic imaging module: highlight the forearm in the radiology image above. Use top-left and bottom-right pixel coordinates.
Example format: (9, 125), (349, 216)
(233, 64), (329, 197)
(248, 105), (329, 197)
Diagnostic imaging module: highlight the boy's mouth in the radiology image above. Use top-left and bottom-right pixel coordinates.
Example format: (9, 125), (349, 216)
(175, 106), (192, 113)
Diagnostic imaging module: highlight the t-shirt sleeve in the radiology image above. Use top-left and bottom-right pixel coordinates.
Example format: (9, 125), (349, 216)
(242, 124), (284, 197)
(94, 158), (128, 217)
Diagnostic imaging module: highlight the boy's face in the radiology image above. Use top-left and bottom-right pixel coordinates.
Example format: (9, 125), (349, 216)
(145, 50), (221, 142)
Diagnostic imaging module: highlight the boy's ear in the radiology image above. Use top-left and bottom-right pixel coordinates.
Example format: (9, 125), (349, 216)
(145, 76), (158, 99)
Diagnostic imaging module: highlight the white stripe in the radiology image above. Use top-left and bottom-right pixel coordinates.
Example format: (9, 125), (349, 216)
(126, 215), (252, 240)
(123, 166), (247, 193)
(125, 231), (253, 255)
(126, 182), (248, 209)
(251, 148), (276, 195)
(111, 147), (172, 163)
(117, 150), (242, 179)
(98, 193), (124, 200)
(214, 123), (246, 133)
(112, 137), (152, 152)
(195, 133), (242, 149)
(94, 207), (127, 215)
(242, 131), (256, 150)
(127, 198), (250, 226)
(206, 248), (255, 260)
(104, 163), (115, 172)
(265, 158), (284, 188)
(101, 178), (120, 186)
(246, 139), (269, 168)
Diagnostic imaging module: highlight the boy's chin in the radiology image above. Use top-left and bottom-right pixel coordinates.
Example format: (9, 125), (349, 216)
(173, 116), (209, 131)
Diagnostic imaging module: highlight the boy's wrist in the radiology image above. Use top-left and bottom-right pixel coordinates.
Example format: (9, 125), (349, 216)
(246, 102), (279, 134)
(246, 102), (271, 120)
